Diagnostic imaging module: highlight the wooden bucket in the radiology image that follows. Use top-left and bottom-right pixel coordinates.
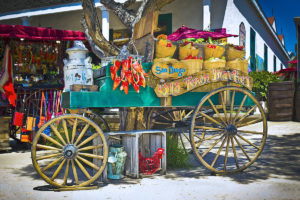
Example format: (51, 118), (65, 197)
(267, 81), (295, 121)
(294, 84), (300, 122)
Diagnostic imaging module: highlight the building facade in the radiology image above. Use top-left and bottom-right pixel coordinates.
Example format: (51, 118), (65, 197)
(0, 0), (290, 71)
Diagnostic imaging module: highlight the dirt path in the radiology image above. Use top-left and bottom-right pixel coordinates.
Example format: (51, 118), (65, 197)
(1, 121), (300, 200)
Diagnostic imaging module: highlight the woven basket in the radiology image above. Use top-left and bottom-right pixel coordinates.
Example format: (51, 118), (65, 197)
(181, 59), (203, 75)
(155, 42), (176, 58)
(203, 59), (226, 70)
(226, 59), (249, 74)
(179, 46), (199, 60)
(226, 46), (246, 61)
(204, 45), (225, 60)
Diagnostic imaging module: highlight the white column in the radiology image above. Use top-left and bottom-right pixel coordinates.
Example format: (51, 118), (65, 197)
(101, 7), (110, 41)
(203, 0), (211, 30)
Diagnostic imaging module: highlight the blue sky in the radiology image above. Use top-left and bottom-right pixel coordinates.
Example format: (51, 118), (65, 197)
(257, 0), (300, 55)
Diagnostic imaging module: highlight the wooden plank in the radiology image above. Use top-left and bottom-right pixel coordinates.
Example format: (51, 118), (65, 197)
(133, 11), (159, 40)
(154, 69), (253, 97)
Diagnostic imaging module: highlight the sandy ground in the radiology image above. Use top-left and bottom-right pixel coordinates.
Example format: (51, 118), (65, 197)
(1, 121), (300, 200)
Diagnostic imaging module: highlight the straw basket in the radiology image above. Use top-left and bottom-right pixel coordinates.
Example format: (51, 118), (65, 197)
(203, 59), (226, 70)
(204, 45), (225, 60)
(226, 59), (249, 74)
(179, 46), (199, 60)
(155, 43), (176, 58)
(181, 59), (203, 75)
(226, 46), (246, 61)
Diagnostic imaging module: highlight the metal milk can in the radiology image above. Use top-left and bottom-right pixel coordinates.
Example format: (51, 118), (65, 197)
(107, 145), (127, 179)
(63, 41), (93, 91)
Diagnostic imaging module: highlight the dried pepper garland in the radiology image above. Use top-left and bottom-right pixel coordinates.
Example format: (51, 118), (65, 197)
(110, 57), (148, 94)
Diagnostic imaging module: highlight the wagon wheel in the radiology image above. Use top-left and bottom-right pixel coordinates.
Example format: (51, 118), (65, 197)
(81, 110), (110, 133)
(190, 86), (267, 174)
(32, 114), (108, 188)
(147, 108), (195, 151)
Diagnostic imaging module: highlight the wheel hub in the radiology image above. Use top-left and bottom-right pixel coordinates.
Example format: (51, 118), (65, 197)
(63, 144), (78, 159)
(225, 124), (237, 136)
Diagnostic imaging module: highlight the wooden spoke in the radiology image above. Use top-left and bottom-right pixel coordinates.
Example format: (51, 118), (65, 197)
(42, 156), (64, 172)
(63, 160), (70, 185)
(235, 105), (257, 125)
(77, 133), (99, 148)
(62, 119), (71, 144)
(182, 132), (190, 142)
(224, 136), (230, 171)
(195, 132), (205, 148)
(36, 153), (62, 161)
(236, 134), (260, 150)
(71, 160), (79, 184)
(77, 155), (100, 171)
(51, 159), (66, 181)
(75, 158), (91, 179)
(183, 110), (194, 119)
(50, 124), (66, 146)
(71, 118), (78, 144)
(237, 118), (263, 128)
(74, 124), (90, 146)
(230, 91), (236, 123)
(208, 98), (227, 125)
(201, 135), (225, 158)
(78, 152), (104, 160)
(220, 92), (229, 124)
(167, 112), (175, 121)
(180, 110), (186, 120)
(78, 144), (104, 152)
(198, 111), (225, 128)
(196, 132), (224, 143)
(153, 121), (173, 125)
(179, 133), (188, 154)
(158, 114), (172, 122)
(40, 133), (64, 148)
(233, 95), (248, 122)
(194, 126), (223, 131)
(230, 137), (239, 168)
(238, 130), (264, 135)
(233, 136), (251, 161)
(210, 136), (227, 167)
(36, 144), (61, 151)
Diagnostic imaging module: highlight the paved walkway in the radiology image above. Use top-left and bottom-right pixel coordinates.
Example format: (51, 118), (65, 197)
(0, 121), (300, 200)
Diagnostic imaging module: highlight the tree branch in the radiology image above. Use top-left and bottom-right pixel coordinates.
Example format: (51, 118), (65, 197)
(81, 0), (119, 57)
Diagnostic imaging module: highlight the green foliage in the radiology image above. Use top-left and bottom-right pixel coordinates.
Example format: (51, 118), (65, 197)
(166, 134), (191, 169)
(249, 71), (281, 101)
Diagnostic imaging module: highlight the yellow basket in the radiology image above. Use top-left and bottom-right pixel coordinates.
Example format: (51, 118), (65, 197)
(155, 42), (176, 58)
(179, 46), (200, 60)
(204, 45), (225, 60)
(226, 46), (246, 61)
(203, 59), (226, 70)
(181, 59), (203, 75)
(226, 59), (249, 74)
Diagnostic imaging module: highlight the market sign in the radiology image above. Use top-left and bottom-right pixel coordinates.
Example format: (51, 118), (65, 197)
(154, 69), (253, 97)
(151, 60), (188, 79)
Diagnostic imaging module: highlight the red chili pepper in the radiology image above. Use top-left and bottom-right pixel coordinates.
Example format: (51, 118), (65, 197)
(138, 74), (146, 88)
(113, 77), (121, 90)
(110, 66), (116, 80)
(122, 81), (129, 95)
(125, 70), (133, 84)
(32, 55), (35, 64)
(132, 82), (140, 93)
(114, 60), (122, 71)
(166, 43), (172, 47)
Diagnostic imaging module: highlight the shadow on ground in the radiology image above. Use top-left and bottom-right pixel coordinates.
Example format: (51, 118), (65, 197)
(167, 133), (300, 184)
(8, 133), (300, 186)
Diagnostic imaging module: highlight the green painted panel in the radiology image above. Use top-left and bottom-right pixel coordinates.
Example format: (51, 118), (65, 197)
(61, 62), (256, 109)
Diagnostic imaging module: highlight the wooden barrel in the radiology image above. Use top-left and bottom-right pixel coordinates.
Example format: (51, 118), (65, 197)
(295, 84), (300, 122)
(267, 81), (295, 121)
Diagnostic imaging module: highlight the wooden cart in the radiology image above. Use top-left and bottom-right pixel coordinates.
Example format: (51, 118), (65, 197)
(31, 62), (267, 189)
